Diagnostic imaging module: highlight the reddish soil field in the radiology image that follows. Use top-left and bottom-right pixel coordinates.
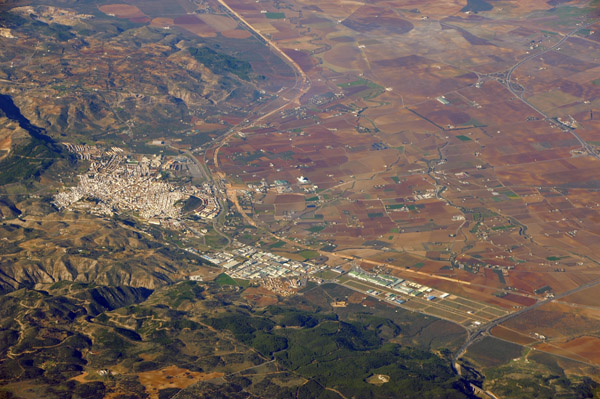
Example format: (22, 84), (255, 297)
(198, 0), (600, 323)
(150, 17), (174, 27)
(174, 15), (204, 24)
(508, 270), (596, 295)
(173, 15), (217, 37)
(562, 284), (600, 307)
(541, 336), (600, 365)
(503, 302), (600, 341)
(283, 48), (315, 71)
(491, 326), (538, 345)
(99, 4), (147, 19)
(534, 336), (600, 365)
(348, 292), (367, 304)
(501, 293), (536, 307)
(242, 286), (279, 307)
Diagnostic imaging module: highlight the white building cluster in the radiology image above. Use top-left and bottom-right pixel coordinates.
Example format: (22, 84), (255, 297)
(201, 244), (325, 281)
(348, 267), (449, 301)
(54, 146), (219, 222)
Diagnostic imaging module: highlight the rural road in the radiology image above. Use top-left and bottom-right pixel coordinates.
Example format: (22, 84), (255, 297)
(503, 21), (600, 161)
(206, 0), (600, 381)
(451, 19), (600, 377)
(204, 0), (311, 229)
(211, 0), (310, 167)
(210, 0), (310, 177)
(452, 275), (600, 371)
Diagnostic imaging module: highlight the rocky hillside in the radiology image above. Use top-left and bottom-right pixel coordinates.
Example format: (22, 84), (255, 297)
(0, 209), (214, 294)
(0, 3), (273, 145)
(0, 280), (480, 399)
(0, 0), (289, 293)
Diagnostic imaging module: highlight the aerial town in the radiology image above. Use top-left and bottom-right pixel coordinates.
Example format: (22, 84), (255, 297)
(53, 144), (220, 223)
(2, 0), (600, 397)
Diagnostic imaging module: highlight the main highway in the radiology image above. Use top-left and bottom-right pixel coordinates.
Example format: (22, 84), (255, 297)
(182, 0), (312, 250)
(503, 20), (600, 161)
(452, 275), (600, 372)
(204, 0), (600, 379)
(449, 19), (600, 375)
(211, 0), (310, 173)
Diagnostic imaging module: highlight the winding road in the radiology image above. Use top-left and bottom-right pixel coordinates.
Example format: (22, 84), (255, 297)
(200, 0), (312, 247)
(450, 19), (600, 374)
(452, 275), (600, 373)
(204, 2), (600, 387)
(212, 0), (310, 173)
(503, 21), (600, 161)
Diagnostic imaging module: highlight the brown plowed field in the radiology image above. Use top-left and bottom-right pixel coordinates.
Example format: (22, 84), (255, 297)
(138, 366), (224, 399)
(99, 4), (147, 19)
(222, 29), (252, 39)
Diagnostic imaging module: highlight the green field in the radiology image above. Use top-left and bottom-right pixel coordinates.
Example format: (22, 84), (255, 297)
(269, 240), (286, 249)
(501, 190), (519, 198)
(297, 249), (319, 260)
(265, 12), (285, 19)
(307, 225), (326, 233)
(493, 269), (506, 285)
(368, 212), (384, 218)
(215, 273), (238, 286)
(460, 0), (493, 13)
(314, 269), (342, 280)
(491, 225), (514, 231)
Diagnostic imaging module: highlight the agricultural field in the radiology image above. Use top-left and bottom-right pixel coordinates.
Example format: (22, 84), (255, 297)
(463, 336), (600, 399)
(2, 0), (600, 396)
(201, 0), (600, 375)
(210, 0), (600, 310)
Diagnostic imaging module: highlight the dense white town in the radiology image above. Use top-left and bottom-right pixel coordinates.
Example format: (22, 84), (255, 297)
(53, 145), (481, 315)
(40, 138), (507, 336)
(53, 144), (220, 222)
